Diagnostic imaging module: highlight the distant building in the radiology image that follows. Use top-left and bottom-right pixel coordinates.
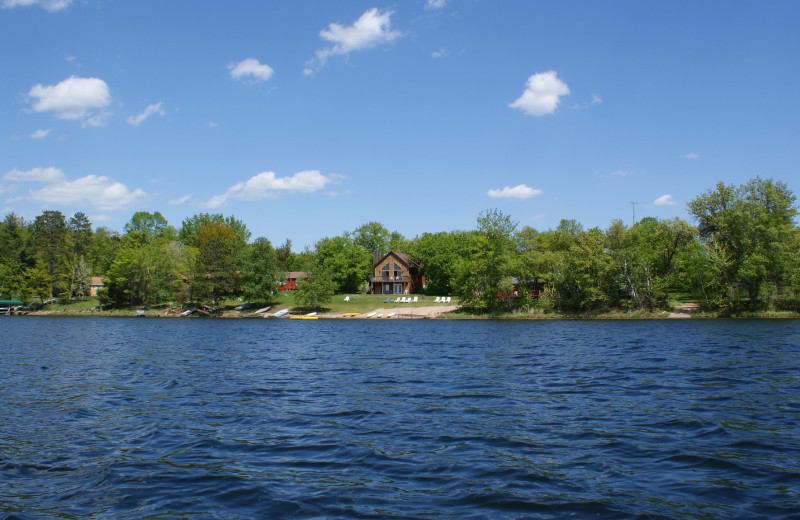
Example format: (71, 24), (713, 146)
(278, 272), (307, 291)
(369, 251), (424, 295)
(89, 277), (104, 296)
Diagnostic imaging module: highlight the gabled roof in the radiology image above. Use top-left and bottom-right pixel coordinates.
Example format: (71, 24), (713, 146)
(374, 251), (418, 269)
(286, 271), (307, 279)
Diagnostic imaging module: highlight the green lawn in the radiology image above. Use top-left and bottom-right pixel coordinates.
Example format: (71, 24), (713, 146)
(25, 292), (459, 317)
(275, 292), (458, 314)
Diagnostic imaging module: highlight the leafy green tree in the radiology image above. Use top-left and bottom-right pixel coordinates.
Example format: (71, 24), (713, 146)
(0, 261), (26, 300)
(1, 213), (31, 267)
(123, 211), (175, 245)
(688, 177), (798, 310)
(242, 237), (279, 303)
(454, 209), (518, 312)
(294, 266), (336, 310)
(31, 210), (70, 298)
(67, 212), (94, 299)
(73, 256), (92, 300)
(69, 212), (93, 257)
(179, 213), (251, 245)
(25, 261), (52, 303)
(104, 242), (182, 308)
(314, 234), (371, 293)
(87, 227), (121, 276)
(276, 238), (292, 271)
(407, 230), (472, 296)
(353, 221), (391, 254)
(190, 222), (244, 305)
(0, 213), (31, 300)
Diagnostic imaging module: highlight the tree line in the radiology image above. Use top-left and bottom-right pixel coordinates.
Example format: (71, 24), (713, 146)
(1, 177), (798, 314)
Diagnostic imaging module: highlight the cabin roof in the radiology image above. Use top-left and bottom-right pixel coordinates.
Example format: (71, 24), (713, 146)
(374, 251), (418, 269)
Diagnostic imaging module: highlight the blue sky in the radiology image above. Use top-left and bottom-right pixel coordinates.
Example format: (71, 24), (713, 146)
(2, 1), (798, 249)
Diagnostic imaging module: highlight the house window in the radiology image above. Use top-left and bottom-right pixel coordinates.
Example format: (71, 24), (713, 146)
(393, 262), (402, 278)
(381, 264), (390, 279)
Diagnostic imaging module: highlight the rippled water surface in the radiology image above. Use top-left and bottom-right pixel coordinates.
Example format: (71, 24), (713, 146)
(2, 317), (799, 519)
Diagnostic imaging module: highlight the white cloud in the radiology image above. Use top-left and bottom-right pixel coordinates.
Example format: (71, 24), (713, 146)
(27, 76), (111, 122)
(169, 194), (191, 205)
(228, 58), (274, 82)
(591, 94), (603, 104)
(487, 184), (542, 199)
(127, 102), (165, 126)
(684, 152), (699, 159)
(2, 0), (72, 11)
(3, 167), (149, 210)
(426, 0), (448, 8)
(653, 194), (677, 206)
(509, 71), (570, 116)
(305, 8), (403, 75)
(4, 166), (66, 183)
(207, 170), (336, 208)
(28, 175), (149, 210)
(431, 48), (449, 59)
(30, 128), (53, 139)
(611, 170), (634, 177)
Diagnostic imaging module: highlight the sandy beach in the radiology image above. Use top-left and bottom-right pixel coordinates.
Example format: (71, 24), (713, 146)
(325, 305), (459, 319)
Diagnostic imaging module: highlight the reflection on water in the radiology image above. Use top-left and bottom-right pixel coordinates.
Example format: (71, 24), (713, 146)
(2, 317), (799, 518)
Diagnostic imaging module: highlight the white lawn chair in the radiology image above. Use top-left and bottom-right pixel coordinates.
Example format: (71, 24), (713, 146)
(434, 296), (441, 303)
(446, 296), (451, 303)
(344, 296), (350, 302)
(395, 297), (401, 303)
(412, 296), (418, 303)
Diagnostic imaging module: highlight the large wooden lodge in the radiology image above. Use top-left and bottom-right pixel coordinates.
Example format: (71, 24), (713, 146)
(369, 251), (424, 295)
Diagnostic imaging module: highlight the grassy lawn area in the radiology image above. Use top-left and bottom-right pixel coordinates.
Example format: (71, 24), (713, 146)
(23, 293), (460, 317)
(273, 292), (458, 314)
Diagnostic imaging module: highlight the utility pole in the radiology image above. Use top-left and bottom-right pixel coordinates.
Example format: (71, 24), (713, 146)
(631, 201), (639, 227)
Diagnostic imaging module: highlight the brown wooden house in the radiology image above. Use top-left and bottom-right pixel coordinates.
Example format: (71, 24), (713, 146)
(278, 271), (307, 291)
(369, 251), (424, 295)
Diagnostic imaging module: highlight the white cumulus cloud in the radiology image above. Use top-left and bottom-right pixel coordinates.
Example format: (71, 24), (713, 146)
(28, 175), (149, 210)
(653, 194), (677, 206)
(127, 102), (165, 126)
(510, 71), (570, 116)
(305, 8), (403, 75)
(2, 0), (71, 11)
(684, 152), (699, 159)
(207, 170), (337, 208)
(27, 76), (111, 122)
(4, 166), (66, 183)
(169, 194), (191, 205)
(426, 0), (448, 8)
(3, 167), (149, 211)
(229, 58), (274, 82)
(487, 184), (543, 199)
(30, 128), (53, 139)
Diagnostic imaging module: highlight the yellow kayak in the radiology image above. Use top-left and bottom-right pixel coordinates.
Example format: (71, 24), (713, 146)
(290, 316), (318, 320)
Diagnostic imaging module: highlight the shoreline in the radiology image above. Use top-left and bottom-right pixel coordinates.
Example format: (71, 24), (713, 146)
(13, 306), (800, 320)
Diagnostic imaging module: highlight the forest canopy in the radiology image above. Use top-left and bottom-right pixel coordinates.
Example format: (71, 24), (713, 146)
(2, 177), (798, 314)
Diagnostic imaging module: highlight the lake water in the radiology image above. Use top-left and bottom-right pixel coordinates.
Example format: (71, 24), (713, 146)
(1, 317), (799, 519)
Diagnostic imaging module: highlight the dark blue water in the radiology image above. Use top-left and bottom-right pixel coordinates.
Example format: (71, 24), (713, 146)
(2, 318), (799, 519)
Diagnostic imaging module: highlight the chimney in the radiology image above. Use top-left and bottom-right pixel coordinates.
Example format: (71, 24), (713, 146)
(373, 250), (381, 267)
